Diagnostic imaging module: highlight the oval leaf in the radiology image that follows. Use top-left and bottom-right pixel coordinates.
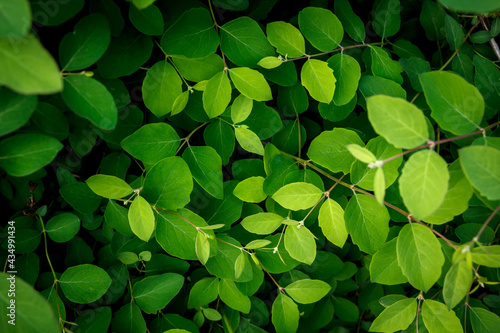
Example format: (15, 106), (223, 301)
(59, 264), (112, 303)
(86, 174), (133, 199)
(272, 182), (323, 211)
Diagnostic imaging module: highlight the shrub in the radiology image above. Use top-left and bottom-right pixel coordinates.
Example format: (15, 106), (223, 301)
(1, 0), (500, 332)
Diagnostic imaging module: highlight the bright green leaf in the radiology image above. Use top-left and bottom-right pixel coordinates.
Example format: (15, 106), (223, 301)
(229, 67), (272, 101)
(298, 7), (344, 52)
(196, 232), (210, 265)
(459, 145), (500, 201)
(219, 279), (251, 313)
(285, 279), (330, 304)
(231, 94), (253, 124)
(240, 212), (284, 235)
(284, 223), (317, 265)
(421, 299), (463, 333)
(369, 298), (417, 332)
(59, 264), (111, 304)
(188, 277), (220, 309)
(318, 198), (347, 248)
(470, 245), (500, 267)
(327, 53), (361, 106)
(128, 196), (155, 242)
(272, 182), (323, 211)
(86, 174), (133, 199)
(301, 59), (336, 104)
(272, 294), (299, 333)
(233, 176), (267, 203)
(258, 56), (283, 69)
(443, 260), (472, 310)
(235, 127), (265, 156)
(470, 307), (500, 333)
(370, 238), (408, 285)
(266, 21), (305, 58)
(203, 71), (231, 118)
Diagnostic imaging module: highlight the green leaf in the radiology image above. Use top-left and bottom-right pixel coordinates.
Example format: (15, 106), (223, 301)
(188, 277), (220, 309)
(459, 145), (500, 201)
(233, 176), (267, 203)
(277, 81), (309, 115)
(245, 239), (272, 250)
(132, 0), (155, 9)
(240, 212), (284, 235)
(272, 294), (299, 333)
(370, 238), (408, 285)
(399, 150), (449, 220)
(445, 15), (465, 50)
(266, 21), (305, 58)
(142, 60), (183, 118)
(161, 8), (219, 58)
(229, 67), (272, 101)
(231, 94), (253, 124)
(345, 193), (390, 254)
(205, 235), (253, 282)
(474, 55), (500, 117)
(235, 127), (265, 155)
(0, 272), (59, 333)
(0, 0), (31, 38)
(219, 279), (251, 313)
(399, 56), (431, 92)
(195, 232), (210, 265)
(183, 146), (223, 199)
(367, 95), (428, 149)
(438, 0), (500, 13)
(284, 222), (317, 265)
(86, 174), (133, 199)
(121, 123), (181, 165)
(59, 14), (111, 71)
(374, 167), (386, 205)
(141, 157), (193, 211)
(0, 35), (63, 94)
(104, 200), (134, 237)
(346, 144), (377, 164)
(133, 273), (184, 314)
(203, 308), (222, 321)
(421, 300), (463, 333)
(272, 182), (323, 211)
(0, 133), (63, 177)
(285, 279), (330, 304)
(128, 196), (155, 242)
(298, 7), (343, 52)
(204, 120), (235, 166)
(258, 56), (283, 69)
(129, 4), (163, 36)
(327, 53), (361, 106)
(111, 302), (146, 333)
(62, 75), (117, 130)
(172, 54), (224, 82)
(318, 198), (348, 248)
(31, 0), (84, 26)
(60, 182), (101, 215)
(234, 251), (246, 279)
(397, 223), (444, 291)
(117, 252), (139, 265)
(220, 16), (275, 68)
(97, 29), (153, 78)
(332, 297), (359, 322)
(307, 128), (364, 174)
(59, 264), (111, 303)
(370, 46), (404, 84)
(240, 101), (283, 140)
(203, 71), (232, 118)
(156, 209), (216, 260)
(359, 75), (406, 101)
(420, 0), (446, 41)
(334, 0), (365, 42)
(443, 260), (472, 310)
(420, 71), (484, 135)
(301, 59), (336, 104)
(46, 213), (81, 243)
(470, 245), (500, 267)
(0, 89), (37, 137)
(470, 307), (500, 333)
(369, 298), (417, 332)
(372, 0), (401, 39)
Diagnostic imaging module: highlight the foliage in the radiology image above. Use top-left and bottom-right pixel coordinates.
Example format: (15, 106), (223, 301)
(1, 0), (500, 332)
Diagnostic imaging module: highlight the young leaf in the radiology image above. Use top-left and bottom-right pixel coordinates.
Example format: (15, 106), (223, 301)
(233, 176), (267, 203)
(142, 60), (182, 118)
(459, 145), (500, 201)
(374, 167), (386, 205)
(203, 308), (222, 321)
(161, 8), (219, 58)
(327, 53), (361, 106)
(284, 223), (317, 265)
(372, 0), (401, 39)
(272, 294), (299, 333)
(301, 59), (336, 104)
(258, 56), (283, 69)
(117, 252), (139, 265)
(346, 144), (377, 164)
(183, 146), (224, 200)
(245, 239), (272, 250)
(272, 182), (323, 211)
(172, 53), (224, 82)
(421, 300), (463, 333)
(128, 196), (155, 242)
(370, 238), (408, 285)
(133, 273), (184, 314)
(369, 298), (417, 332)
(121, 123), (181, 165)
(59, 264), (112, 304)
(318, 198), (348, 248)
(235, 127), (265, 155)
(443, 260), (472, 310)
(298, 7), (344, 52)
(86, 174), (133, 199)
(366, 95), (428, 149)
(344, 193), (390, 254)
(205, 235), (253, 282)
(220, 16), (275, 68)
(229, 67), (272, 101)
(219, 279), (251, 313)
(285, 279), (330, 304)
(203, 71), (231, 118)
(187, 277), (220, 309)
(240, 212), (284, 235)
(171, 90), (190, 116)
(195, 232), (210, 265)
(62, 75), (117, 130)
(231, 94), (253, 124)
(399, 150), (449, 220)
(0, 133), (63, 177)
(266, 21), (305, 58)
(234, 252), (246, 279)
(470, 245), (500, 267)
(397, 223), (444, 291)
(420, 71), (484, 135)
(307, 128), (364, 174)
(334, 0), (365, 42)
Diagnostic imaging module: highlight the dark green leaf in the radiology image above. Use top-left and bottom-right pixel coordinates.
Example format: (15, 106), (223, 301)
(59, 264), (111, 303)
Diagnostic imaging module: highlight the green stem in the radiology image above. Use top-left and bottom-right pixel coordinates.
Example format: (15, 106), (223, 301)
(439, 21), (479, 71)
(175, 122), (208, 155)
(207, 0), (219, 29)
(284, 43), (382, 62)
